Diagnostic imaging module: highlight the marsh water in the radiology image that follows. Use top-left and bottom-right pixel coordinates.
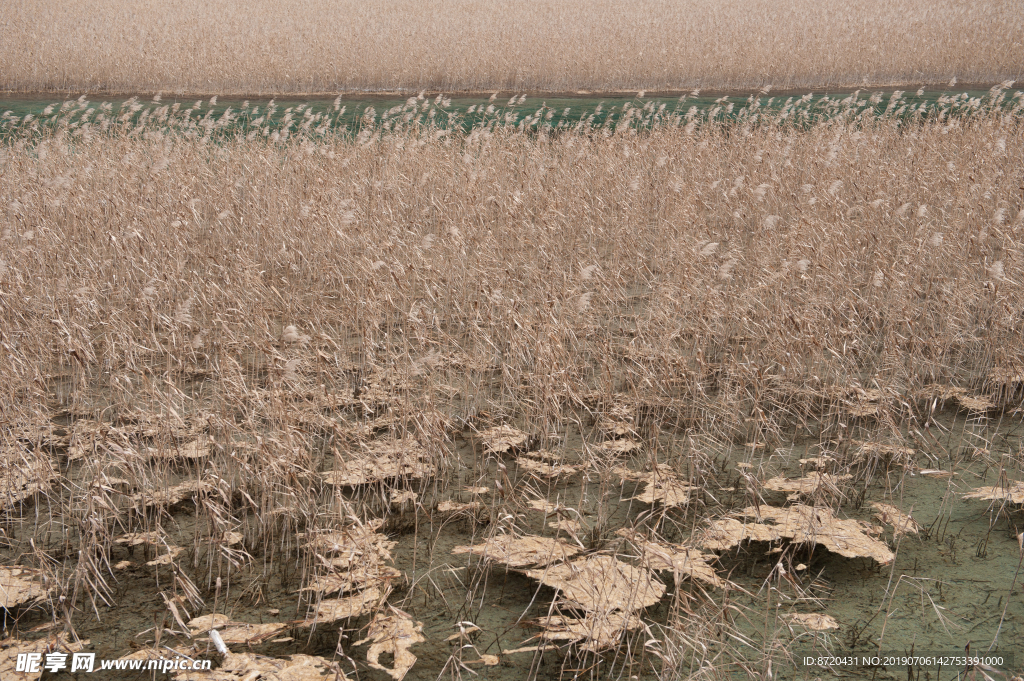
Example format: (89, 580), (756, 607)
(0, 86), (1008, 140)
(4, 403), (1023, 680)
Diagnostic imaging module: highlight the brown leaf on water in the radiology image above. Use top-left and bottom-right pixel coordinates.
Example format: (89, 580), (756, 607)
(188, 613), (233, 633)
(783, 613), (839, 631)
(763, 472), (852, 497)
(304, 586), (385, 624)
(957, 394), (996, 412)
(701, 504), (894, 565)
(964, 480), (1024, 505)
(326, 439), (435, 486)
(355, 611), (426, 681)
(175, 652), (350, 681)
(302, 519), (396, 570)
(146, 545), (185, 566)
(131, 479), (214, 509)
(0, 566), (49, 609)
(525, 554), (666, 612)
(594, 439), (642, 456)
(214, 622), (288, 646)
(476, 425), (531, 453)
(616, 529), (726, 588)
(115, 531), (164, 546)
(516, 456), (580, 478)
(301, 565), (402, 596)
(453, 531), (580, 566)
(531, 611), (642, 652)
(988, 367), (1024, 387)
(436, 500), (482, 513)
(452, 534), (581, 568)
(872, 503), (920, 535)
(0, 636), (88, 681)
(916, 384), (967, 401)
(631, 468), (694, 507)
(0, 446), (58, 510)
(390, 490), (417, 504)
(147, 437), (211, 461)
(188, 614), (288, 645)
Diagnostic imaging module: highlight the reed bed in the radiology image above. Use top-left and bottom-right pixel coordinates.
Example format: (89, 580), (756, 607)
(1, 92), (1024, 679)
(2, 0), (1023, 95)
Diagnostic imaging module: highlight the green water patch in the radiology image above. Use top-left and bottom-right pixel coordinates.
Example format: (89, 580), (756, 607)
(2, 85), (1020, 142)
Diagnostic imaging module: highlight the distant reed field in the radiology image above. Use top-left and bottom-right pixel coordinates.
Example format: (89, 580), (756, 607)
(2, 0), (1022, 94)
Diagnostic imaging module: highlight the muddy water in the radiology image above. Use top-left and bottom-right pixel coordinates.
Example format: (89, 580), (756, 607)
(3, 408), (1023, 681)
(0, 87), (1001, 140)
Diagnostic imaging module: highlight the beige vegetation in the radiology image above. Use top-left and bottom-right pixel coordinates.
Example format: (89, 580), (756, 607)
(1, 0), (1022, 94)
(2, 90), (1024, 677)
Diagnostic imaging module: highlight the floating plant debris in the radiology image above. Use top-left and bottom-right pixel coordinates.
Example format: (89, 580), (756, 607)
(453, 533), (580, 568)
(476, 425), (531, 453)
(701, 504), (894, 564)
(872, 502), (920, 535)
(616, 529), (726, 588)
(355, 611), (426, 681)
(0, 447), (58, 510)
(762, 472), (852, 499)
(304, 586), (385, 625)
(0, 566), (49, 609)
(783, 613), (839, 631)
(516, 456), (580, 478)
(964, 480), (1024, 505)
(524, 554), (666, 612)
(326, 439), (435, 486)
(531, 611), (643, 652)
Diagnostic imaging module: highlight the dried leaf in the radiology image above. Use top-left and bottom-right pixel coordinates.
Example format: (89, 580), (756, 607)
(594, 439), (641, 456)
(355, 612), (426, 681)
(872, 503), (920, 535)
(763, 472), (851, 496)
(452, 534), (580, 568)
(0, 566), (48, 608)
(616, 530), (726, 588)
(305, 586), (384, 624)
(436, 500), (482, 513)
(958, 394), (996, 412)
(146, 545), (185, 566)
(0, 447), (58, 510)
(701, 504), (894, 565)
(131, 479), (214, 508)
(524, 554), (666, 612)
(326, 439), (435, 486)
(964, 480), (1024, 504)
(632, 468), (694, 507)
(0, 636), (88, 681)
(477, 425), (531, 453)
(784, 613), (839, 631)
(532, 611), (642, 651)
(176, 652), (349, 681)
(516, 457), (580, 478)
(300, 566), (401, 595)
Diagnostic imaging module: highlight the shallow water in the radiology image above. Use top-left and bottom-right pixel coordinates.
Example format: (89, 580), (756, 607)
(0, 87), (1006, 140)
(4, 406), (1023, 680)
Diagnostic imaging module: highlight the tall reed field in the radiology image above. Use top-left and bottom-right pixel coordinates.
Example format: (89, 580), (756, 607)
(2, 88), (1024, 680)
(2, 0), (1023, 94)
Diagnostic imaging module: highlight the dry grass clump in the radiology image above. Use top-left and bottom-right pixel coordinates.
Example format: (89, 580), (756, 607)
(2, 0), (1023, 93)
